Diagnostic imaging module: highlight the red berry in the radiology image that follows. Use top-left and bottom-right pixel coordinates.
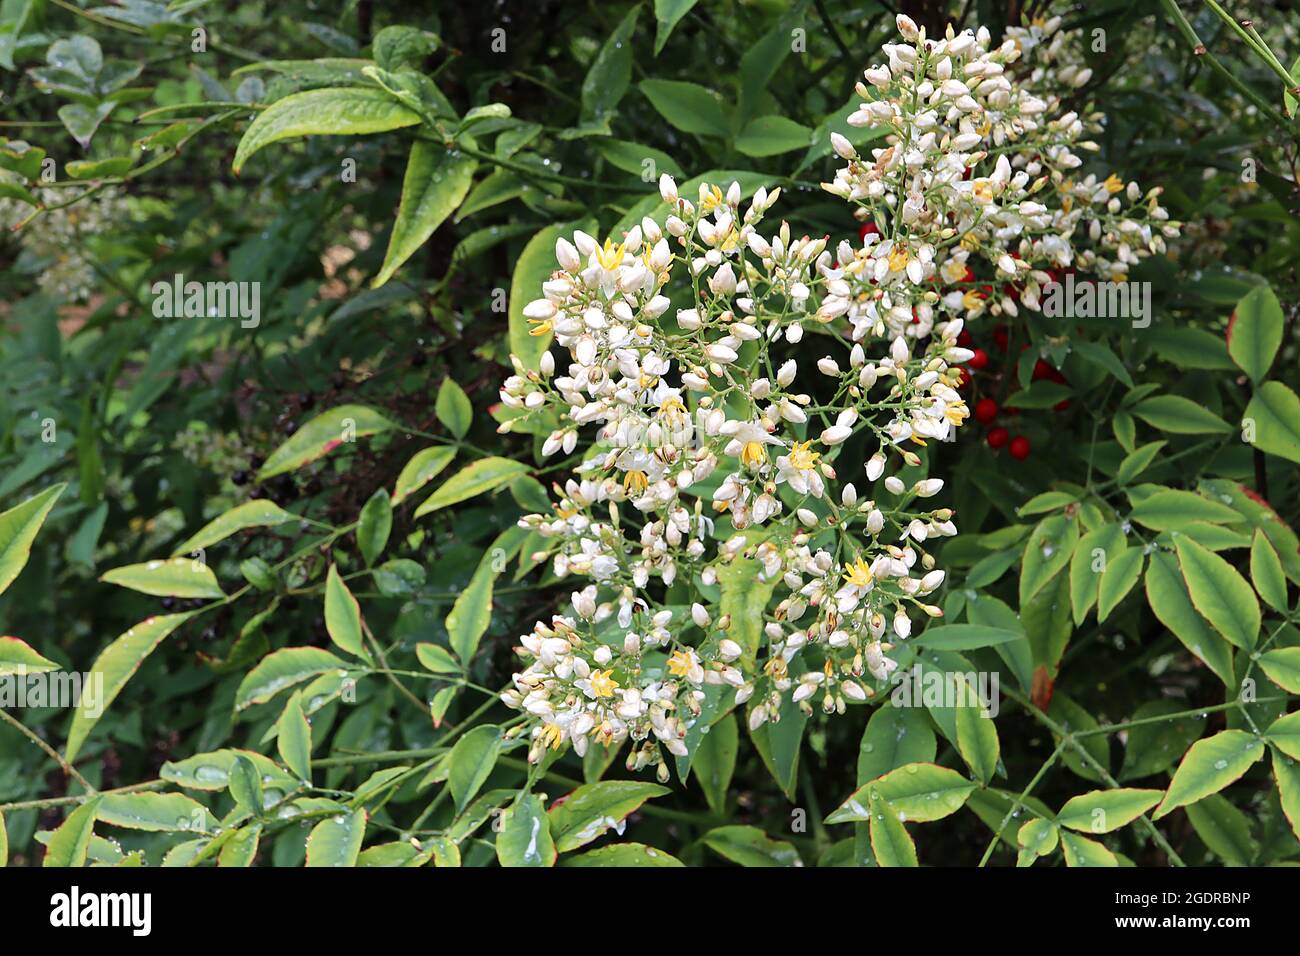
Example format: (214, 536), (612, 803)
(1031, 359), (1054, 381)
(975, 398), (998, 425)
(992, 327), (1009, 351)
(987, 427), (1009, 449)
(858, 222), (880, 241)
(968, 348), (989, 370)
(1054, 399), (1071, 412)
(957, 330), (972, 347)
(955, 367), (971, 388)
(1009, 436), (1031, 460)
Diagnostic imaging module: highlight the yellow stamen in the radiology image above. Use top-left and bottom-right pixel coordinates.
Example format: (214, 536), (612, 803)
(741, 440), (768, 468)
(667, 650), (695, 678)
(623, 470), (648, 495)
(844, 558), (874, 588)
(788, 440), (820, 472)
(589, 670), (619, 698)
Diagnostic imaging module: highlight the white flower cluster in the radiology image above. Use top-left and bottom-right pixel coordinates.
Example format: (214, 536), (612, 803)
(496, 15), (1179, 776)
(823, 15), (1179, 338)
(0, 169), (128, 303)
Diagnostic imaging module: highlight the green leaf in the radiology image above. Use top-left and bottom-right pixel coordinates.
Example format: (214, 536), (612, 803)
(856, 706), (936, 785)
(692, 711), (738, 814)
(1250, 530), (1288, 612)
(42, 797), (102, 867)
(735, 115), (812, 156)
(1019, 513), (1079, 608)
(653, 0), (698, 53)
(1115, 441), (1166, 485)
(448, 725), (502, 812)
(101, 557), (224, 599)
(445, 548), (500, 664)
(1145, 551), (1235, 685)
(391, 446), (456, 504)
(562, 842), (684, 866)
(1017, 817), (1059, 863)
(218, 825), (262, 867)
(173, 499), (293, 557)
(1056, 788), (1162, 833)
(160, 748), (299, 792)
(956, 685), (1000, 784)
(414, 457), (530, 517)
(1258, 648), (1300, 694)
(701, 824), (800, 867)
(594, 138), (683, 177)
(828, 763), (973, 824)
(1184, 793), (1256, 865)
(66, 613), (193, 761)
(868, 788), (918, 867)
(277, 691), (313, 781)
(639, 79), (730, 138)
(547, 781), (668, 852)
(1153, 729), (1265, 819)
(1119, 701), (1206, 781)
(581, 7), (638, 124)
(0, 635), (58, 675)
(98, 792), (218, 833)
(235, 646), (348, 710)
(324, 564), (368, 659)
(1272, 748), (1300, 841)
(356, 489), (392, 566)
(372, 140), (476, 288)
(1059, 830), (1118, 866)
(717, 545), (778, 670)
(1227, 284), (1283, 383)
(232, 87), (421, 173)
(1069, 523), (1124, 624)
(0, 483), (65, 596)
(1268, 711), (1300, 760)
(914, 623), (1023, 651)
(1129, 489), (1244, 531)
(1071, 341), (1133, 388)
(435, 378), (472, 440)
(1244, 381), (1300, 465)
(415, 642), (460, 675)
(258, 405), (395, 480)
(305, 808), (366, 867)
(1175, 536), (1260, 650)
(496, 794), (556, 867)
(1097, 547), (1144, 622)
(1130, 395), (1232, 435)
(748, 691), (807, 800)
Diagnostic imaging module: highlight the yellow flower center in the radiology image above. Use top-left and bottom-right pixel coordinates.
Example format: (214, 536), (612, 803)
(887, 246), (910, 272)
(844, 558), (874, 588)
(589, 669), (619, 698)
(667, 650), (695, 678)
(596, 238), (627, 270)
(526, 316), (552, 337)
(623, 470), (649, 494)
(741, 440), (768, 468)
(788, 440), (820, 472)
(540, 723), (565, 750)
(1103, 174), (1124, 194)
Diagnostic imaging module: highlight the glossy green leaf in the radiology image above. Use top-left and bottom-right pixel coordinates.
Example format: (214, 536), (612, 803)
(1154, 730), (1265, 819)
(101, 557), (224, 599)
(1097, 547), (1144, 621)
(692, 711), (738, 814)
(324, 564), (368, 659)
(414, 457), (530, 517)
(1130, 395), (1232, 435)
(434, 378), (472, 440)
(701, 824), (800, 867)
(1250, 530), (1289, 612)
(1129, 489), (1243, 531)
(0, 483), (65, 596)
(563, 842), (684, 866)
(42, 797), (101, 868)
(448, 725), (501, 812)
(496, 794), (556, 867)
(547, 781), (668, 852)
(233, 87), (420, 173)
(259, 405), (395, 480)
(1258, 648), (1300, 694)
(0, 635), (58, 675)
(1056, 788), (1162, 833)
(66, 613), (193, 761)
(1244, 381), (1300, 465)
(356, 489), (392, 566)
(1175, 536), (1260, 650)
(868, 788), (918, 867)
(391, 446), (456, 504)
(98, 792), (218, 833)
(1145, 551), (1234, 685)
(1227, 284), (1283, 383)
(1019, 513), (1079, 608)
(956, 687), (1000, 784)
(173, 499), (293, 557)
(235, 646), (348, 710)
(305, 808), (366, 867)
(277, 691), (313, 781)
(1059, 829), (1118, 866)
(372, 140), (476, 287)
(639, 78), (729, 137)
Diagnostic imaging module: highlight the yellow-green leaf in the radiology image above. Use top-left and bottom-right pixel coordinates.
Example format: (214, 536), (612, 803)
(414, 457), (530, 517)
(101, 557), (224, 599)
(1175, 536), (1260, 650)
(0, 483), (65, 596)
(258, 405), (395, 480)
(372, 141), (476, 288)
(1154, 729), (1265, 819)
